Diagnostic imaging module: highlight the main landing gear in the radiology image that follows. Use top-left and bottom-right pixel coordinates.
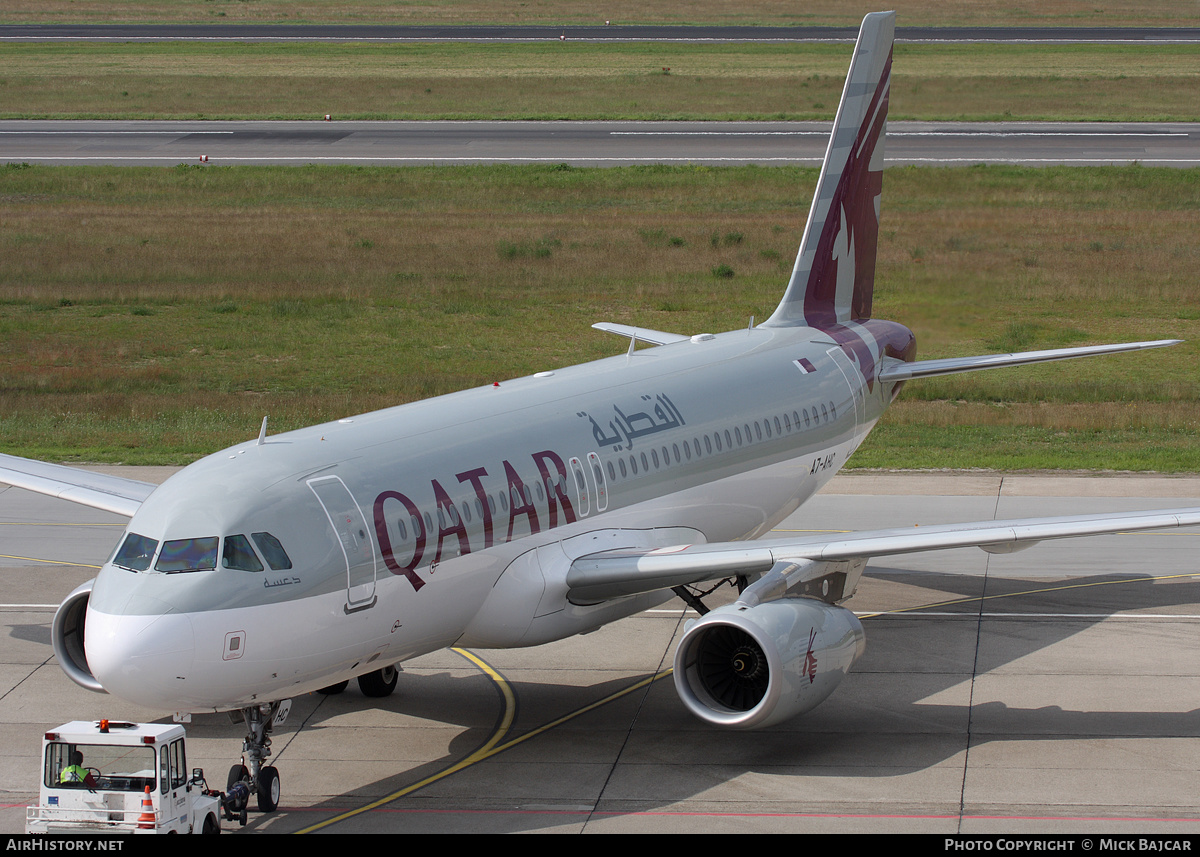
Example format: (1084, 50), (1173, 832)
(317, 664), (400, 698)
(672, 575), (750, 615)
(223, 700), (287, 824)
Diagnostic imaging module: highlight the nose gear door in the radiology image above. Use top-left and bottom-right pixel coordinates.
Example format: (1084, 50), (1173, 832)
(308, 475), (378, 612)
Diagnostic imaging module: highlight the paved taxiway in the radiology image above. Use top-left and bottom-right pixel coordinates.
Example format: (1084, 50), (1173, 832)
(1, 470), (1198, 834)
(4, 121), (1199, 167)
(2, 24), (1198, 44)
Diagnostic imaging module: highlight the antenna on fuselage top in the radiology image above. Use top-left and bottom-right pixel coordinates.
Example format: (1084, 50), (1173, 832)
(257, 415), (269, 446)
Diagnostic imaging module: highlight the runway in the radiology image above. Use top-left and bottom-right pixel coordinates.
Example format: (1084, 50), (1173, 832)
(2, 24), (1198, 44)
(1, 470), (1198, 834)
(4, 121), (1199, 167)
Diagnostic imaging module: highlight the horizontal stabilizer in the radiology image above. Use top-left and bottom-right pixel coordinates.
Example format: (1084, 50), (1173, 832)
(878, 339), (1182, 383)
(566, 506), (1200, 602)
(591, 322), (690, 346)
(0, 453), (154, 517)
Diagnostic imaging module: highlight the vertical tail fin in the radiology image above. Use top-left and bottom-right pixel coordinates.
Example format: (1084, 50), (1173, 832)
(763, 11), (894, 329)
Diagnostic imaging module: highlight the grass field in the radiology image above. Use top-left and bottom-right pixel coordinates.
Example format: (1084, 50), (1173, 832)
(1, 162), (1196, 469)
(2, 41), (1197, 122)
(0, 0), (1191, 27)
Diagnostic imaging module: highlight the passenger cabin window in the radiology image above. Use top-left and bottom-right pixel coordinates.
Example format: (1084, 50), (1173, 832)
(251, 532), (293, 570)
(155, 537), (218, 573)
(222, 534), (264, 572)
(113, 532), (158, 572)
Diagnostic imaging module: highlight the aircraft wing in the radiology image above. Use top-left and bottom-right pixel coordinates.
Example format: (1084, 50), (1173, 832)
(565, 507), (1200, 602)
(0, 453), (155, 517)
(591, 322), (690, 346)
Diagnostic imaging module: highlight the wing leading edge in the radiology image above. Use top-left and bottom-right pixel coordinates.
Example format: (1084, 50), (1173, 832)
(0, 453), (154, 517)
(565, 507), (1200, 602)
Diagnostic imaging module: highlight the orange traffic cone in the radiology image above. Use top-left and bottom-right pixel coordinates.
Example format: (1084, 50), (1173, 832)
(137, 786), (155, 829)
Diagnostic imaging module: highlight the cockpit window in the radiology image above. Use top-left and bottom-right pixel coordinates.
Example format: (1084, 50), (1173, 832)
(113, 532), (158, 572)
(154, 537), (218, 573)
(251, 532), (292, 570)
(222, 534), (264, 572)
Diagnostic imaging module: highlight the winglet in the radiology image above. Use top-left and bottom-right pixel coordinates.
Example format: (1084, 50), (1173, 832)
(763, 11), (894, 329)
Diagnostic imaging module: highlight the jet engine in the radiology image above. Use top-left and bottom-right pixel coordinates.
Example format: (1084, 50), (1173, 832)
(52, 579), (106, 693)
(673, 597), (864, 729)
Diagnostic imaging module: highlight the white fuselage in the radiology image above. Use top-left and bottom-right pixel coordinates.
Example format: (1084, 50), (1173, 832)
(83, 321), (907, 713)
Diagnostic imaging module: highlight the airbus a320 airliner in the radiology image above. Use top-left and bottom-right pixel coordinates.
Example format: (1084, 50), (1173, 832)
(2, 11), (1197, 814)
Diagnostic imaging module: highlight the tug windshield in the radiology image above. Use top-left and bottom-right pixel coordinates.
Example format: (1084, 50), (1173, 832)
(45, 742), (156, 792)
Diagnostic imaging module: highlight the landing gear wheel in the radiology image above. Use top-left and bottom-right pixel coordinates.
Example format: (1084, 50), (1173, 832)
(226, 764), (247, 791)
(357, 664), (398, 697)
(256, 765), (280, 813)
(318, 680), (349, 694)
(224, 764), (250, 825)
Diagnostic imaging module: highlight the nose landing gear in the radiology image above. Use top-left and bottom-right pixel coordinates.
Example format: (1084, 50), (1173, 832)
(223, 700), (289, 823)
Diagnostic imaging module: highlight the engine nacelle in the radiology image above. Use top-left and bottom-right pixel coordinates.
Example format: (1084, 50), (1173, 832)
(52, 579), (106, 694)
(673, 597), (864, 729)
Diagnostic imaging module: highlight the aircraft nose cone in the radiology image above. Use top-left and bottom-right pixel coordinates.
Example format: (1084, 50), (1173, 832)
(85, 602), (195, 709)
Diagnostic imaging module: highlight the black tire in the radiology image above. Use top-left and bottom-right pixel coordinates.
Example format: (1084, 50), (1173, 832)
(256, 765), (280, 813)
(226, 764), (247, 792)
(317, 680), (349, 694)
(357, 664), (399, 697)
(202, 813), (220, 834)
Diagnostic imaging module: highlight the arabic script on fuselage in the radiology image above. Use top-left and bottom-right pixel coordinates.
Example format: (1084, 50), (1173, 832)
(579, 392), (685, 452)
